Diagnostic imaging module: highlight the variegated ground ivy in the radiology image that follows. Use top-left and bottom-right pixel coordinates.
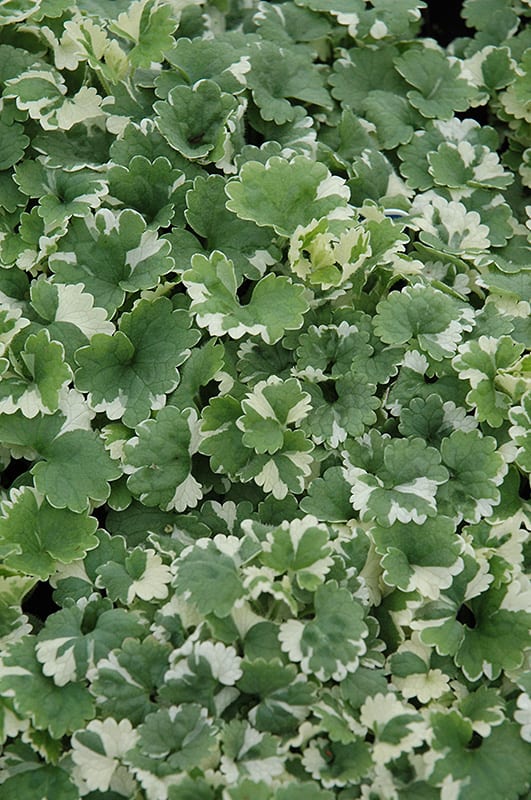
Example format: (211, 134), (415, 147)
(0, 0), (530, 798)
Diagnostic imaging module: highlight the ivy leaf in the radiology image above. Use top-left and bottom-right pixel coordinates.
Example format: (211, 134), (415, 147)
(454, 586), (531, 682)
(398, 394), (478, 446)
(0, 330), (72, 417)
(374, 284), (475, 361)
(14, 158), (108, 231)
(161, 639), (242, 713)
(394, 47), (475, 119)
(259, 515), (334, 591)
(0, 118), (30, 170)
(30, 277), (115, 340)
(173, 539), (245, 618)
(238, 429), (315, 500)
(452, 335), (524, 427)
(31, 428), (121, 512)
(49, 209), (174, 315)
(302, 376), (380, 446)
(279, 581), (368, 681)
(161, 35), (250, 96)
(35, 596), (145, 686)
(438, 430), (506, 523)
(301, 466), (354, 522)
(237, 377), (311, 455)
(359, 692), (427, 764)
(0, 486), (98, 579)
(183, 251), (308, 344)
(225, 156), (352, 236)
(412, 195), (491, 256)
(111, 0), (178, 69)
(372, 517), (463, 599)
(107, 155), (187, 228)
(154, 79), (238, 161)
(0, 637), (94, 737)
(89, 637), (172, 725)
(343, 432), (449, 527)
(429, 714), (531, 800)
(124, 405), (202, 512)
(74, 297), (200, 428)
(70, 718), (139, 795)
(184, 174), (275, 281)
(220, 719), (285, 783)
(499, 48), (531, 124)
(427, 141), (512, 191)
(247, 40), (332, 124)
(4, 66), (103, 131)
(330, 45), (406, 109)
(509, 390), (531, 472)
(96, 547), (172, 605)
(0, 765), (78, 800)
(362, 90), (423, 149)
(237, 658), (314, 734)
(124, 704), (217, 778)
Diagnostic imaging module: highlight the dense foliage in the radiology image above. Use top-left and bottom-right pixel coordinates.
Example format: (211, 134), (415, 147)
(0, 0), (530, 798)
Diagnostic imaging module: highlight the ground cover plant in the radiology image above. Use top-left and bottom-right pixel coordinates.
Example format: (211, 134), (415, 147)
(0, 0), (530, 797)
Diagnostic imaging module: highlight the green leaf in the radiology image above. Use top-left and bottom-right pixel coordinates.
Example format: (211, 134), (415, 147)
(0, 329), (71, 416)
(438, 430), (506, 523)
(154, 79), (238, 161)
(0, 637), (94, 737)
(0, 118), (29, 170)
(162, 35), (251, 96)
(259, 515), (333, 591)
(125, 704), (217, 777)
(279, 581), (368, 681)
(35, 596), (145, 686)
(398, 393), (477, 446)
(107, 155), (186, 227)
(247, 39), (332, 124)
(184, 174), (274, 280)
(237, 658), (314, 734)
(113, 0), (178, 68)
(32, 429), (121, 512)
(362, 90), (422, 149)
(429, 715), (531, 800)
(74, 297), (200, 427)
(394, 47), (475, 119)
(173, 539), (245, 617)
(301, 466), (354, 522)
(330, 45), (406, 109)
(89, 636), (172, 725)
(454, 588), (531, 681)
(49, 209), (174, 315)
(0, 765), (78, 800)
(302, 375), (380, 445)
(0, 486), (98, 579)
(183, 251), (308, 344)
(343, 432), (449, 527)
(374, 284), (475, 361)
(453, 335), (524, 427)
(225, 155), (352, 236)
(372, 517), (463, 599)
(237, 377), (311, 455)
(124, 405), (202, 512)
